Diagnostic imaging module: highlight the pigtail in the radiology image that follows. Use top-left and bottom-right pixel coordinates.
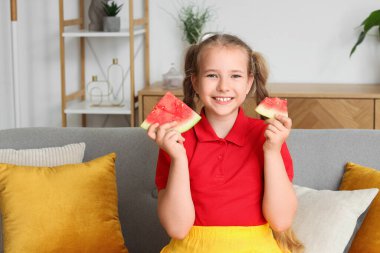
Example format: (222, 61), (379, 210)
(251, 50), (303, 251)
(251, 51), (269, 106)
(183, 44), (199, 110)
(251, 51), (303, 252)
(273, 229), (305, 253)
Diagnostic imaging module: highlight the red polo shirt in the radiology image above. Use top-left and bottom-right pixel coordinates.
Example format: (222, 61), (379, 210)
(155, 108), (293, 226)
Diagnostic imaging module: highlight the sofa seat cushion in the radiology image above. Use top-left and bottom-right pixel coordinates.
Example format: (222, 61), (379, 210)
(0, 153), (128, 253)
(339, 162), (380, 253)
(292, 185), (378, 253)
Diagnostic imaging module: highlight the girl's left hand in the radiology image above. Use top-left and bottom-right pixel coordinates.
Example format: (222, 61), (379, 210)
(263, 114), (292, 153)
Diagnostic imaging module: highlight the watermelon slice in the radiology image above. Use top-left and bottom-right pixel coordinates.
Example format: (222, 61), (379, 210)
(255, 97), (288, 119)
(140, 92), (201, 133)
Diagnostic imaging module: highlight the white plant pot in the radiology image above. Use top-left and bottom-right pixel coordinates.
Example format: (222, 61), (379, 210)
(103, 16), (120, 32)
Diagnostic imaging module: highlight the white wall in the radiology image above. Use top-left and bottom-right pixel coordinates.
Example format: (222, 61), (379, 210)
(151, 0), (380, 83)
(1, 0), (379, 129)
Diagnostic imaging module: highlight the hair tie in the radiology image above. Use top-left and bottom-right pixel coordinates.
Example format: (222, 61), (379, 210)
(197, 32), (217, 44)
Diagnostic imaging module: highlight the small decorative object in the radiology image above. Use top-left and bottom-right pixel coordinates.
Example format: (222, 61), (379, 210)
(102, 1), (123, 32)
(162, 63), (183, 89)
(178, 2), (213, 44)
(87, 75), (113, 106)
(107, 58), (125, 106)
(88, 0), (110, 31)
(350, 10), (380, 57)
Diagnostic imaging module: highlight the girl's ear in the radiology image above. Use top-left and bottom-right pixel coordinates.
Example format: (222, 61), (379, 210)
(191, 74), (199, 93)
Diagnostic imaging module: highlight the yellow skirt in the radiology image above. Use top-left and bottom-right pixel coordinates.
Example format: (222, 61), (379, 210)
(160, 223), (285, 253)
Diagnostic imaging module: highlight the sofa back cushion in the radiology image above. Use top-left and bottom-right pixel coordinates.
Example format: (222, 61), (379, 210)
(287, 129), (380, 190)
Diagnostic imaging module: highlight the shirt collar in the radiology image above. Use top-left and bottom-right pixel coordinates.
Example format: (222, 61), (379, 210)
(194, 107), (248, 147)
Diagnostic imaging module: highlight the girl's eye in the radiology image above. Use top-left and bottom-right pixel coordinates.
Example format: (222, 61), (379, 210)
(206, 74), (218, 78)
(231, 74), (242, 79)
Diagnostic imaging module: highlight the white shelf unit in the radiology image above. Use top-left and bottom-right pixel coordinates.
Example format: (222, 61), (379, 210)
(58, 0), (150, 127)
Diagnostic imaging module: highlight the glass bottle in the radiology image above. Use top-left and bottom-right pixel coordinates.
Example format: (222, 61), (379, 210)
(86, 75), (113, 106)
(107, 58), (125, 106)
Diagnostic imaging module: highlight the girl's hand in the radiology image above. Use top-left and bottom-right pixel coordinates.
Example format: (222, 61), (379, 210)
(147, 121), (186, 159)
(263, 114), (292, 153)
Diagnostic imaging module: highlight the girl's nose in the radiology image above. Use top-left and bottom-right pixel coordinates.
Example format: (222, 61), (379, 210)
(216, 77), (229, 92)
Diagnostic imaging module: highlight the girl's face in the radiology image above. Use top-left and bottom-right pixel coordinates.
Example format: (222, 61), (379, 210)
(192, 45), (253, 120)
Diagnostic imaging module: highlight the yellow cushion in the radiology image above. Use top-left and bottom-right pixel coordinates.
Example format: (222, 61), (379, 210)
(0, 153), (128, 253)
(339, 162), (380, 253)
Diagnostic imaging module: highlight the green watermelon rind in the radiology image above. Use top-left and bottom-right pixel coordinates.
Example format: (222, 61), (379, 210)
(140, 120), (151, 131)
(140, 110), (201, 133)
(177, 111), (201, 133)
(255, 106), (288, 119)
(255, 107), (276, 119)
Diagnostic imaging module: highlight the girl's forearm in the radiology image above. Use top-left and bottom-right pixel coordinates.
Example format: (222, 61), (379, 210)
(158, 156), (195, 239)
(262, 150), (297, 232)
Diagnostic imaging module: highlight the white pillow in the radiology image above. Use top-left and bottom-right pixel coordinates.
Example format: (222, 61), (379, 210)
(0, 143), (86, 166)
(293, 185), (378, 253)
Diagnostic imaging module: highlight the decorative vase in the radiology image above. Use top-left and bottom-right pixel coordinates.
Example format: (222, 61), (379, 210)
(162, 63), (183, 89)
(103, 16), (121, 32)
(107, 58), (125, 106)
(87, 75), (113, 106)
(88, 0), (110, 31)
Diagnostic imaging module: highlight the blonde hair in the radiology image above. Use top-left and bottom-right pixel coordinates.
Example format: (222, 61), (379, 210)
(182, 33), (269, 111)
(273, 228), (304, 253)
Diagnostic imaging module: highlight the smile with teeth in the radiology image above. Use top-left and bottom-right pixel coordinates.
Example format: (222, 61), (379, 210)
(214, 97), (233, 102)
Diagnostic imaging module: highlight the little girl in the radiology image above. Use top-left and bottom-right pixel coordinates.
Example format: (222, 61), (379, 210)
(147, 33), (303, 253)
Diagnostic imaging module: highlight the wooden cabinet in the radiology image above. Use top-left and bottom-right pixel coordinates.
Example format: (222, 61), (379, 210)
(287, 98), (374, 129)
(138, 83), (380, 129)
(376, 99), (380, 129)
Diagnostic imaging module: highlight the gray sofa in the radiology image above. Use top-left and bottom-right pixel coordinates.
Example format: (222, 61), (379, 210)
(0, 127), (380, 253)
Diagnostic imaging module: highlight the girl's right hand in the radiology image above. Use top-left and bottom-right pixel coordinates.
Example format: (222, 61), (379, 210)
(147, 121), (186, 159)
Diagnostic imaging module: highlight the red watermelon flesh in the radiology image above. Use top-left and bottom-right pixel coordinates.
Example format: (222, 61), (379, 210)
(255, 97), (288, 119)
(140, 92), (201, 133)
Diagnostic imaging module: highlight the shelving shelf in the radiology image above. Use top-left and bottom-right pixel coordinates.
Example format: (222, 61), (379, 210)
(62, 28), (146, 38)
(59, 0), (150, 127)
(64, 101), (134, 115)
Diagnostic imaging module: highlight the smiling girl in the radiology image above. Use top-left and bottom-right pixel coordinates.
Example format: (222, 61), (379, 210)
(147, 33), (303, 253)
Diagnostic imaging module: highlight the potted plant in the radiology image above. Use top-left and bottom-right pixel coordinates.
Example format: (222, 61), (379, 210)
(178, 3), (213, 44)
(102, 1), (123, 32)
(350, 10), (380, 57)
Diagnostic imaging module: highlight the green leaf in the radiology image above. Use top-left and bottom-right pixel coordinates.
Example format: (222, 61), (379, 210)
(350, 31), (366, 57)
(350, 9), (380, 56)
(362, 10), (380, 32)
(178, 3), (213, 44)
(103, 1), (123, 16)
